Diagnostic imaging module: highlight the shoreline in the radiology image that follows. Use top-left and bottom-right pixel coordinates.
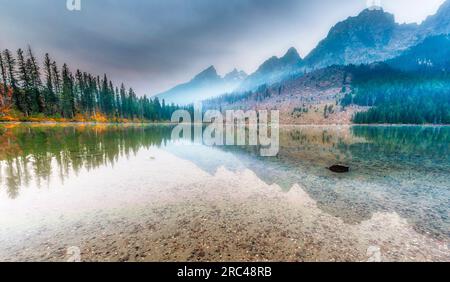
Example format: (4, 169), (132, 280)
(0, 121), (177, 126)
(1, 121), (450, 127)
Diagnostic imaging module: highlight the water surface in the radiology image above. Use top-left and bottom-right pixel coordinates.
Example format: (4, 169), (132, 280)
(0, 123), (449, 261)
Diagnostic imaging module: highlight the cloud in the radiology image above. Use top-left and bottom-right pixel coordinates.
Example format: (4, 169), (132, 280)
(0, 0), (445, 95)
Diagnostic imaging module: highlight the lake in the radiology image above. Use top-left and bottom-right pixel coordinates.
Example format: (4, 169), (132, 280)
(0, 123), (449, 261)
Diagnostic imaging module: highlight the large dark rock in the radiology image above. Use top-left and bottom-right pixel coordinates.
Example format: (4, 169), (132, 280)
(329, 165), (350, 173)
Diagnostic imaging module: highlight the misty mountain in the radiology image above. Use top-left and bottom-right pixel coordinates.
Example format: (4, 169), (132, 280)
(223, 68), (248, 82)
(387, 35), (450, 72)
(305, 1), (450, 70)
(157, 0), (450, 105)
(421, 0), (450, 35)
(304, 8), (419, 69)
(241, 0), (450, 90)
(238, 47), (304, 91)
(156, 66), (247, 105)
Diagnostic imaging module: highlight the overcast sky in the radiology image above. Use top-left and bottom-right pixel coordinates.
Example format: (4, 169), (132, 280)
(0, 0), (446, 96)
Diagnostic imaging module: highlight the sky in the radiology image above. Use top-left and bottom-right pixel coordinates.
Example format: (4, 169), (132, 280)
(0, 0), (446, 96)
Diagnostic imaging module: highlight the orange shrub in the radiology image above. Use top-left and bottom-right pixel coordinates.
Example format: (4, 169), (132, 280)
(92, 112), (108, 123)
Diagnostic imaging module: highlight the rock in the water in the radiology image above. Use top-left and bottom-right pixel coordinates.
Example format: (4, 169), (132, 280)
(329, 165), (350, 173)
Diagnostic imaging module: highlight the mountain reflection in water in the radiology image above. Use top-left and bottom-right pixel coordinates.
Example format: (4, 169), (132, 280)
(0, 124), (449, 240)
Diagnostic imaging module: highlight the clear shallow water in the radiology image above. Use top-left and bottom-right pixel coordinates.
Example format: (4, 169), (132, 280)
(0, 124), (449, 241)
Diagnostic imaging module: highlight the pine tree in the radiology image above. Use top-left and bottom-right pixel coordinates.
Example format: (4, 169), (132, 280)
(16, 48), (32, 115)
(128, 88), (136, 118)
(115, 86), (120, 118)
(44, 54), (58, 115)
(27, 47), (44, 113)
(75, 69), (84, 113)
(86, 73), (95, 115)
(3, 49), (20, 112)
(61, 63), (74, 118)
(108, 80), (115, 116)
(51, 61), (61, 95)
(0, 52), (7, 87)
(120, 83), (127, 118)
(1, 46), (182, 122)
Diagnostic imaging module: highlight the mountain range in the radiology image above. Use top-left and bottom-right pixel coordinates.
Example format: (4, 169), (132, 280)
(237, 47), (304, 92)
(304, 1), (450, 69)
(156, 1), (450, 105)
(157, 66), (247, 105)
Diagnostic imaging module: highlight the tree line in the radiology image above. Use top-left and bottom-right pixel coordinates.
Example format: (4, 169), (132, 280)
(0, 46), (180, 121)
(341, 65), (450, 124)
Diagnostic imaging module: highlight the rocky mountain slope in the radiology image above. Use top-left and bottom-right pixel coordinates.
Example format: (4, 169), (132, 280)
(421, 0), (450, 35)
(204, 66), (362, 125)
(387, 35), (450, 72)
(238, 47), (304, 91)
(304, 8), (416, 69)
(305, 2), (450, 69)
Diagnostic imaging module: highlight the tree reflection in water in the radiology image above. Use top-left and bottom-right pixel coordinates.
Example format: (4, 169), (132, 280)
(0, 124), (174, 198)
